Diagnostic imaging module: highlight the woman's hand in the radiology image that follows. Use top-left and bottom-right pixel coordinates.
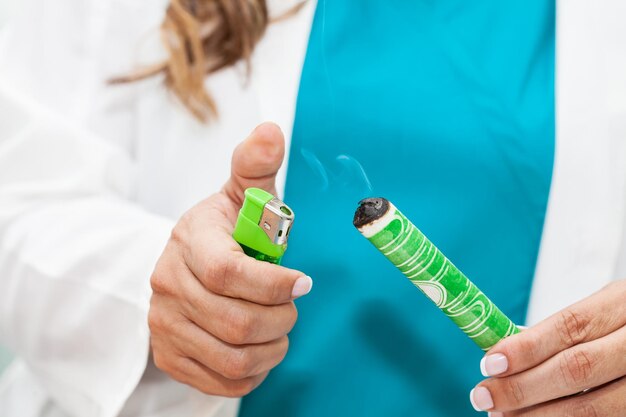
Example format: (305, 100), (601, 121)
(148, 123), (312, 397)
(470, 280), (626, 416)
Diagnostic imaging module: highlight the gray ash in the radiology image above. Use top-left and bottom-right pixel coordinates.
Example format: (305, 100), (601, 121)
(353, 198), (390, 228)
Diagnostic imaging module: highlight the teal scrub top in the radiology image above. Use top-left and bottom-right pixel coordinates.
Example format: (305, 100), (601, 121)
(241, 1), (555, 416)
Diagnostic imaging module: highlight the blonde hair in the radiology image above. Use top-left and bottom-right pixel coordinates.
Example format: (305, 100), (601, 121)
(111, 0), (304, 122)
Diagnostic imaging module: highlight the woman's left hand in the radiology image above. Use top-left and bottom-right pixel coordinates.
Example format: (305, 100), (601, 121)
(470, 280), (626, 416)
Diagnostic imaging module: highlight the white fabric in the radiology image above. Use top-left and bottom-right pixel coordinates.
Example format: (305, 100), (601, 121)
(0, 0), (625, 416)
(0, 0), (314, 415)
(526, 0), (626, 324)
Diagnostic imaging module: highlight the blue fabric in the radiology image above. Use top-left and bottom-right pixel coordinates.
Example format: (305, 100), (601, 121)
(240, 1), (555, 416)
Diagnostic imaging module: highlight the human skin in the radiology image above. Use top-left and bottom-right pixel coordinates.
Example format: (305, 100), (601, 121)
(148, 123), (313, 397)
(470, 280), (626, 416)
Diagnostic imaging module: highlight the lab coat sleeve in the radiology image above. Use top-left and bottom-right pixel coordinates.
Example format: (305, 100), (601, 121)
(0, 1), (241, 414)
(0, 80), (174, 417)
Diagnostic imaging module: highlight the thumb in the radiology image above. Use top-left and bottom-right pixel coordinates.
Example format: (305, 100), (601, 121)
(223, 122), (285, 206)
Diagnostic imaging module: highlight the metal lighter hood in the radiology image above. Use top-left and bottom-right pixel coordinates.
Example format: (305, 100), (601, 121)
(232, 188), (295, 263)
(260, 197), (294, 245)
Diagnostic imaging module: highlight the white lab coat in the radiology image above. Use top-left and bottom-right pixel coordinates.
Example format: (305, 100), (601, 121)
(0, 0), (624, 416)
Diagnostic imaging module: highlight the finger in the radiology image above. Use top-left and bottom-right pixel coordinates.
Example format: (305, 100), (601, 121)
(153, 309), (289, 380)
(482, 280), (626, 377)
(179, 265), (298, 344)
(152, 344), (268, 398)
(177, 207), (312, 306)
(179, 322), (289, 381)
(194, 250), (312, 305)
(504, 377), (626, 417)
(474, 325), (626, 412)
(223, 122), (285, 206)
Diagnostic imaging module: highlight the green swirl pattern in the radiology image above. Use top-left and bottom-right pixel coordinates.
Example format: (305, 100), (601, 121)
(363, 205), (520, 351)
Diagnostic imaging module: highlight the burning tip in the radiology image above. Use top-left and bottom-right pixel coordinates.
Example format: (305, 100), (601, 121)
(353, 198), (390, 228)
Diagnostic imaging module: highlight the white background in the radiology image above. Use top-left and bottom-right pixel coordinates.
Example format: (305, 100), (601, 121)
(0, 1), (17, 28)
(0, 0), (17, 374)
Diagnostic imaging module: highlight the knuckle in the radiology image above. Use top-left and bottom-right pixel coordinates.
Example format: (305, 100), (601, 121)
(169, 223), (186, 246)
(264, 274), (286, 304)
(205, 256), (239, 294)
(169, 213), (195, 251)
(150, 270), (172, 295)
(503, 378), (526, 408)
(223, 305), (257, 345)
(152, 351), (174, 374)
(567, 402), (599, 417)
(511, 332), (539, 364)
(222, 347), (254, 380)
(204, 257), (228, 286)
(147, 306), (167, 334)
(555, 309), (591, 346)
(559, 348), (595, 389)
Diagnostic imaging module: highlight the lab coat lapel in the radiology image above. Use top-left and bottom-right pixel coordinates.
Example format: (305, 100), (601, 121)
(527, 0), (626, 324)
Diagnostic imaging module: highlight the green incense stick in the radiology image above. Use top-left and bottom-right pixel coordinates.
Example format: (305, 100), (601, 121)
(353, 198), (520, 351)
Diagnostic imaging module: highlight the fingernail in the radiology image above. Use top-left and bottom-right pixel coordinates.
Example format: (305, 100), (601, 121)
(488, 413), (504, 417)
(470, 387), (494, 411)
(292, 276), (313, 298)
(480, 353), (508, 377)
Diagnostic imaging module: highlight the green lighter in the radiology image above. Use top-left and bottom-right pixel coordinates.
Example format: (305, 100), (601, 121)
(232, 188), (295, 264)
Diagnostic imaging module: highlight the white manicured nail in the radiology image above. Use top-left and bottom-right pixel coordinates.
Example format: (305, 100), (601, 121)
(292, 276), (313, 298)
(470, 387), (494, 411)
(480, 353), (508, 377)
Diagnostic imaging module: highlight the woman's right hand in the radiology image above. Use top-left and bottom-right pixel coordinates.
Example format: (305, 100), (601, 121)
(148, 123), (312, 397)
